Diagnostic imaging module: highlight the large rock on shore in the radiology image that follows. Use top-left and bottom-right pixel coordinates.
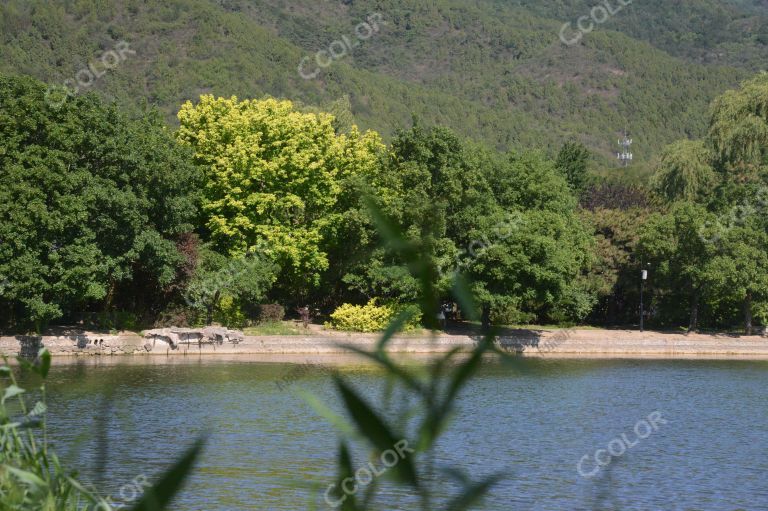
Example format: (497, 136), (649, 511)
(143, 327), (244, 350)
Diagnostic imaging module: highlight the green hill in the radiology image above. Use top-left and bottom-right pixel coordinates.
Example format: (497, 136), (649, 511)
(1, 0), (766, 170)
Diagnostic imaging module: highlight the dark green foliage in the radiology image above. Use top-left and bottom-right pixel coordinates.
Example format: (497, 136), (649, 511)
(467, 151), (596, 323)
(555, 141), (590, 193)
(581, 182), (651, 211)
(613, 74), (768, 332)
(0, 74), (202, 331)
(251, 304), (286, 324)
(183, 244), (278, 327)
(580, 207), (653, 326)
(344, 124), (496, 303)
(344, 125), (595, 324)
(637, 202), (717, 330)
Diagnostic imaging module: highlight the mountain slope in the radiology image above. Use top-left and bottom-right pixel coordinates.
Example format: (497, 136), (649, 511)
(0, 0), (764, 170)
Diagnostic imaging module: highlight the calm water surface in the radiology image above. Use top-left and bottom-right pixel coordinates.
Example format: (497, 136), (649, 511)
(41, 355), (768, 510)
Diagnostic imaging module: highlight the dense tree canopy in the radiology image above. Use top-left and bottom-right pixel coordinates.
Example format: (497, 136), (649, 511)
(2, 67), (768, 334)
(342, 125), (596, 324)
(467, 152), (595, 323)
(343, 125), (497, 303)
(0, 74), (201, 329)
(635, 73), (768, 333)
(638, 203), (717, 331)
(708, 73), (768, 173)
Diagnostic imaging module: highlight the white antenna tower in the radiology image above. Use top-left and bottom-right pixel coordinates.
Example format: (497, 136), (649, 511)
(617, 129), (633, 167)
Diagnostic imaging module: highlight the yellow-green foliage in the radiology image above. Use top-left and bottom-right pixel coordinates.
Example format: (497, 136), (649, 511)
(176, 96), (384, 291)
(213, 294), (248, 329)
(328, 300), (422, 333)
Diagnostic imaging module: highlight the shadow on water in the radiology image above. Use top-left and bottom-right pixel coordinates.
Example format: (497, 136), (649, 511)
(93, 392), (114, 491)
(589, 455), (623, 511)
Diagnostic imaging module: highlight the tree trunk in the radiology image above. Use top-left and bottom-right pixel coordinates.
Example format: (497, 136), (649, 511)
(104, 278), (116, 312)
(687, 289), (699, 334)
(481, 304), (491, 333)
(206, 291), (220, 326)
(744, 293), (753, 336)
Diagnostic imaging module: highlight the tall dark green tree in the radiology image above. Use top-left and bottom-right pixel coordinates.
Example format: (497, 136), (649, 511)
(343, 124), (496, 304)
(638, 202), (717, 332)
(0, 74), (201, 330)
(468, 151), (595, 324)
(555, 141), (590, 194)
(345, 124), (595, 325)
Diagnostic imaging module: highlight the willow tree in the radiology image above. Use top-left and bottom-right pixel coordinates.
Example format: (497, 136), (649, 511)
(704, 73), (768, 332)
(176, 96), (384, 301)
(650, 140), (716, 203)
(708, 72), (768, 175)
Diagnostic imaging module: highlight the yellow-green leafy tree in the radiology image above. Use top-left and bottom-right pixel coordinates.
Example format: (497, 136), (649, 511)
(177, 96), (384, 300)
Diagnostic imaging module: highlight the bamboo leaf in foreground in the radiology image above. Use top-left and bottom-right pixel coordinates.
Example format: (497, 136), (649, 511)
(451, 274), (479, 322)
(329, 442), (360, 511)
(333, 376), (419, 487)
(376, 308), (416, 352)
(129, 436), (206, 511)
(2, 384), (25, 404)
(3, 465), (48, 492)
(35, 348), (51, 379)
(341, 345), (425, 395)
(444, 473), (504, 511)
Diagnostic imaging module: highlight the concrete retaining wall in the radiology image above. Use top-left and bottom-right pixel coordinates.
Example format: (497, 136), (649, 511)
(2, 328), (768, 359)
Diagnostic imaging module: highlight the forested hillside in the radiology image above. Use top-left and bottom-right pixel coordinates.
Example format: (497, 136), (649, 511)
(1, 0), (765, 171)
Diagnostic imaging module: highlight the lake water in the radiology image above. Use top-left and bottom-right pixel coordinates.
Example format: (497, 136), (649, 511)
(41, 355), (768, 510)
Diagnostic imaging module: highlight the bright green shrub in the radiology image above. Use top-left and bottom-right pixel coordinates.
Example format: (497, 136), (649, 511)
(328, 300), (422, 332)
(213, 294), (248, 328)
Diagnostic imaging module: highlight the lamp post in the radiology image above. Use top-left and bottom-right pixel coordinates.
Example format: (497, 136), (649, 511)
(640, 267), (648, 332)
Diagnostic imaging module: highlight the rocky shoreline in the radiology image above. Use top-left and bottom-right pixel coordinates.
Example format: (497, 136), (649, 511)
(2, 328), (768, 359)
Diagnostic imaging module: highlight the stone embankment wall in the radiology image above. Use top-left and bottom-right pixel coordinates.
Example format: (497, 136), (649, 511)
(2, 329), (768, 358)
